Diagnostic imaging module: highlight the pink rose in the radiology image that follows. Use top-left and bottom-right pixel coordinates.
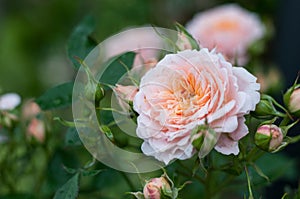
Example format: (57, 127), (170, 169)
(133, 49), (260, 164)
(186, 4), (264, 65)
(27, 118), (45, 142)
(143, 177), (171, 199)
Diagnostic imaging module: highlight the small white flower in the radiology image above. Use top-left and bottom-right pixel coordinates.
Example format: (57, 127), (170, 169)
(0, 93), (21, 110)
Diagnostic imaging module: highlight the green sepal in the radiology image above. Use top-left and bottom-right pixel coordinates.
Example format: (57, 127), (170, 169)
(127, 192), (145, 199)
(100, 125), (115, 142)
(192, 134), (204, 151)
(254, 132), (271, 151)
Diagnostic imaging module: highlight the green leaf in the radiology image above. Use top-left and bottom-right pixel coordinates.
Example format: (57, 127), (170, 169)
(35, 82), (73, 110)
(63, 165), (78, 174)
(65, 127), (82, 146)
(99, 52), (136, 87)
(251, 163), (270, 182)
(81, 169), (103, 177)
(53, 173), (80, 199)
(67, 15), (97, 69)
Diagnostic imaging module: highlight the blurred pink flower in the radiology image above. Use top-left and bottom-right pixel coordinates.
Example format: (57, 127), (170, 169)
(103, 27), (161, 69)
(22, 100), (41, 119)
(0, 93), (21, 110)
(27, 118), (45, 143)
(133, 49), (260, 164)
(255, 68), (281, 93)
(143, 177), (171, 199)
(186, 4), (264, 65)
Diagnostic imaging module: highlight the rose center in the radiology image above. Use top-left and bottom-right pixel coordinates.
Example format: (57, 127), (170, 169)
(214, 20), (238, 31)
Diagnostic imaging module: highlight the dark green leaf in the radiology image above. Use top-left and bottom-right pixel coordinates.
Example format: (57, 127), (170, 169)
(0, 194), (36, 199)
(53, 173), (80, 199)
(35, 82), (73, 110)
(67, 15), (97, 69)
(99, 52), (136, 87)
(65, 127), (82, 146)
(221, 163), (243, 176)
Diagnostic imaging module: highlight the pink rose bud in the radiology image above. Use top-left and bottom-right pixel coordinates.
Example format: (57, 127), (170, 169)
(27, 118), (45, 143)
(143, 177), (171, 199)
(255, 124), (283, 152)
(114, 84), (138, 102)
(22, 101), (41, 119)
(288, 88), (300, 116)
(176, 32), (192, 51)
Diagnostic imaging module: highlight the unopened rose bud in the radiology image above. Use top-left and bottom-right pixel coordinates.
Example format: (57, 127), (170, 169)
(22, 101), (41, 119)
(255, 124), (283, 152)
(288, 88), (300, 117)
(252, 95), (284, 119)
(27, 118), (45, 143)
(143, 177), (171, 199)
(114, 84), (138, 102)
(176, 33), (192, 51)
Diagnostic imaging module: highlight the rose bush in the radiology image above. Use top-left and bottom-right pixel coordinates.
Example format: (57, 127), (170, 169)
(133, 48), (260, 164)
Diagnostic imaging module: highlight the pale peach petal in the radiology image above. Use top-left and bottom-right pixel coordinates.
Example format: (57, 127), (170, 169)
(228, 117), (248, 141)
(215, 134), (239, 155)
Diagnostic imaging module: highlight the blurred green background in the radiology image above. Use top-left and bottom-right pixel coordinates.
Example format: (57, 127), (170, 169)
(0, 0), (279, 98)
